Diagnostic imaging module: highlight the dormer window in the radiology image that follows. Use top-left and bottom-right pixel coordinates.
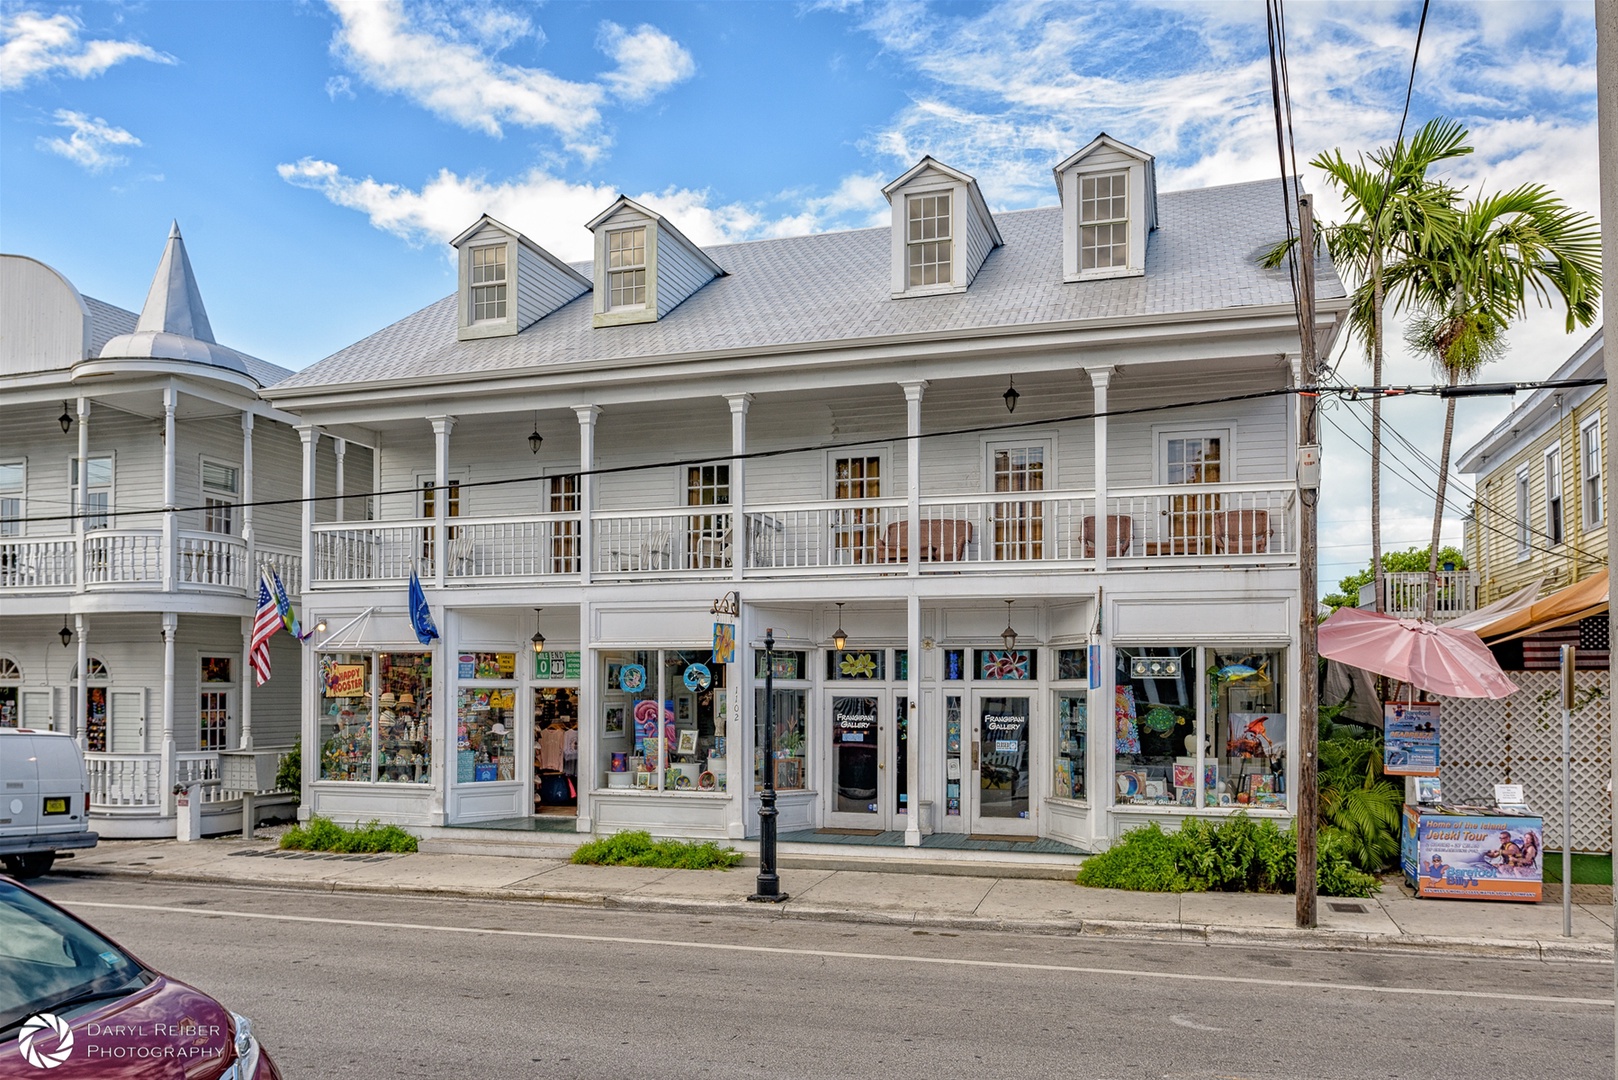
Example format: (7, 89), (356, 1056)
(1054, 134), (1156, 282)
(906, 194), (953, 287)
(608, 227), (647, 309)
(470, 246), (507, 322)
(1079, 172), (1128, 270)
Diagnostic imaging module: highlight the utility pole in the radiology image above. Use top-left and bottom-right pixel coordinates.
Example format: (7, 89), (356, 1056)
(1295, 193), (1321, 930)
(1592, 2), (1617, 1073)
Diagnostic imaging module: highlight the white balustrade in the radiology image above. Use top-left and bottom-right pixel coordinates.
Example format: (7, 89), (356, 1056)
(83, 530), (163, 585)
(593, 509), (735, 574)
(311, 520), (435, 583)
(1375, 570), (1479, 620)
(442, 514), (583, 580)
(178, 531), (246, 588)
(1105, 484), (1296, 559)
(0, 537), (76, 588)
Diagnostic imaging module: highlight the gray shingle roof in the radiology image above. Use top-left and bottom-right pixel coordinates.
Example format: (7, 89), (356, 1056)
(273, 177), (1344, 393)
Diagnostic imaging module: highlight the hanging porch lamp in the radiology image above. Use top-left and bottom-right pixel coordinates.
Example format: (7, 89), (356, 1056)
(59, 402), (74, 434)
(1000, 599), (1019, 651)
(1003, 377), (1020, 414)
(528, 411), (544, 455)
(530, 608), (546, 654)
(831, 602), (848, 651)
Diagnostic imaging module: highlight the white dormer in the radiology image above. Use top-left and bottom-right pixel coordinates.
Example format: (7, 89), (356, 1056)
(585, 196), (724, 328)
(452, 215), (590, 341)
(1053, 133), (1157, 282)
(882, 157), (1002, 299)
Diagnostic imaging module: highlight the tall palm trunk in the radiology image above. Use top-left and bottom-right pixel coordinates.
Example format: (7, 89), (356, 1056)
(1423, 372), (1460, 621)
(1370, 251), (1385, 614)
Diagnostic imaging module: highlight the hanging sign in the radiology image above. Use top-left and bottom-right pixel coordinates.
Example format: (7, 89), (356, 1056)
(683, 663), (712, 691)
(1384, 701), (1441, 777)
(321, 660), (366, 698)
(712, 623), (735, 664)
(618, 663), (647, 693)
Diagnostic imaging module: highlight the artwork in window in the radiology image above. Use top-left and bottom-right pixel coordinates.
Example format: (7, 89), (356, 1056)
(201, 656), (232, 684)
(828, 650), (883, 680)
(977, 650), (1033, 680)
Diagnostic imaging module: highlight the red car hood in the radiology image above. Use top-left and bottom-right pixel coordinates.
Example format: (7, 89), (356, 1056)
(4, 976), (238, 1079)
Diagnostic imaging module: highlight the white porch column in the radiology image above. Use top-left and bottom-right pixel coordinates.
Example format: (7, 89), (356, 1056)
(1085, 366), (1114, 572)
(902, 381), (927, 577)
(297, 426), (319, 590)
(241, 412), (255, 750)
(75, 397), (88, 594)
(727, 394), (752, 580)
(162, 383), (177, 591)
(574, 406), (600, 585)
(160, 612), (177, 816)
(428, 415), (455, 588)
(905, 590), (922, 847)
(333, 438), (347, 524)
(74, 615), (88, 750)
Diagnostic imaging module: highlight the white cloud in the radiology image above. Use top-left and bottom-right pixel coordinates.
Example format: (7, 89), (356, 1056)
(597, 22), (695, 104)
(38, 109), (140, 171)
(324, 1), (695, 159)
(0, 8), (174, 91)
(325, 74), (355, 101)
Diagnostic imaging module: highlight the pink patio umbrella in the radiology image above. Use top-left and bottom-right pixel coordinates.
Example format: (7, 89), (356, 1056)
(1316, 609), (1517, 699)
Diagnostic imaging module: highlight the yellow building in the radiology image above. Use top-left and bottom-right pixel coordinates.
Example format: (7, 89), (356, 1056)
(1460, 330), (1605, 605)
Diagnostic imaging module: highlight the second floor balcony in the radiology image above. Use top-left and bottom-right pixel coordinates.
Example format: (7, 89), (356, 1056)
(309, 481), (1297, 588)
(0, 529), (301, 597)
(1357, 570), (1480, 622)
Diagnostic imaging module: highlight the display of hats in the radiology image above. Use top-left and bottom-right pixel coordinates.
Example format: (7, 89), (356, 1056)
(398, 693), (416, 706)
(490, 723), (508, 736)
(379, 692), (398, 706)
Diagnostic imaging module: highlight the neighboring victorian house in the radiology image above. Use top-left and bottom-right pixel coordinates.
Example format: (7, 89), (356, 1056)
(264, 135), (1346, 858)
(0, 225), (354, 836)
(1458, 329), (1607, 669)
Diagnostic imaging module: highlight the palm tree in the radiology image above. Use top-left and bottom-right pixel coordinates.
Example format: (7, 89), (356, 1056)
(1401, 185), (1603, 619)
(1264, 118), (1469, 613)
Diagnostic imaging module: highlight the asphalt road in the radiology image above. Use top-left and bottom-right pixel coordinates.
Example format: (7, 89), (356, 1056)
(24, 876), (1617, 1080)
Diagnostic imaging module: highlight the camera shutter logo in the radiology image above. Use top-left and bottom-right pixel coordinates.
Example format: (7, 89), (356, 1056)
(20, 1013), (73, 1069)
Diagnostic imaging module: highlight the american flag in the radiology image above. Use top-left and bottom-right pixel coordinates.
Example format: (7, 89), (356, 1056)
(250, 573), (280, 685)
(1522, 615), (1610, 670)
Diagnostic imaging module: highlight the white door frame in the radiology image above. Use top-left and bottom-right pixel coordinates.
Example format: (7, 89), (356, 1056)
(967, 687), (1038, 835)
(822, 688), (910, 830)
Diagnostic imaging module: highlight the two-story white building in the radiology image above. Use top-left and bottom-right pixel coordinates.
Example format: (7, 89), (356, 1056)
(0, 226), (345, 836)
(267, 136), (1345, 858)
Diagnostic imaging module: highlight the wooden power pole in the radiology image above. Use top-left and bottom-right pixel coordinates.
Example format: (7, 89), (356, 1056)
(1295, 193), (1321, 930)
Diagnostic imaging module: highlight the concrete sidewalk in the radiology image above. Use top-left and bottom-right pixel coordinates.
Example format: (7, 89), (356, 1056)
(49, 835), (1615, 962)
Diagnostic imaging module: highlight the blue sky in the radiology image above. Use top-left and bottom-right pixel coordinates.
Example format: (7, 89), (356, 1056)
(0, 0), (1603, 583)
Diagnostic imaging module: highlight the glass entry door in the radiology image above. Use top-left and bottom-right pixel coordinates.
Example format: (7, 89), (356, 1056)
(823, 691), (907, 830)
(970, 692), (1033, 835)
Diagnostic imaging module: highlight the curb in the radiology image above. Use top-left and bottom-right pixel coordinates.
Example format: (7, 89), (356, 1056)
(54, 861), (1614, 962)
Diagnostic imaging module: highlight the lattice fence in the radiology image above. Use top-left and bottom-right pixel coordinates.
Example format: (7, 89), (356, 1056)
(1436, 671), (1611, 852)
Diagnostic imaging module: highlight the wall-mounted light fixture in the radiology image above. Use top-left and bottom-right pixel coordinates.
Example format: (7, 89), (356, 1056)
(831, 602), (848, 651)
(59, 402), (74, 434)
(315, 619), (328, 634)
(1003, 377), (1020, 414)
(530, 608), (546, 654)
(1000, 599), (1018, 651)
(528, 411), (544, 455)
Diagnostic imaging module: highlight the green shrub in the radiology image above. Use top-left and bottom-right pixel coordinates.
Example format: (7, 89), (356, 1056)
(280, 816), (417, 854)
(1075, 813), (1378, 898)
(1074, 823), (1187, 892)
(1317, 722), (1404, 872)
(274, 743), (301, 803)
(570, 830), (743, 870)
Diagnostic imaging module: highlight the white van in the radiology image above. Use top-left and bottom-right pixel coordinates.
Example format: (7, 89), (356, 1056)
(0, 729), (98, 878)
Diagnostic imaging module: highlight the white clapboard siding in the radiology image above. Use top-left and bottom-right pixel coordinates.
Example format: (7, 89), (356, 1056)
(964, 203), (997, 287)
(516, 243), (589, 329)
(654, 223), (719, 319)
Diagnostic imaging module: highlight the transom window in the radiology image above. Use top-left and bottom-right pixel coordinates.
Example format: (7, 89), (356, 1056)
(1582, 417), (1603, 529)
(201, 460), (238, 536)
(906, 193), (952, 287)
(1079, 171), (1129, 270)
(608, 227), (647, 309)
(470, 245), (507, 322)
(70, 455), (112, 530)
(0, 461), (21, 537)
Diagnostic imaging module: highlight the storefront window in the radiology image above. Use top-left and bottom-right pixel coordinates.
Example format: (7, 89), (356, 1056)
(827, 649), (885, 680)
(1112, 646), (1194, 806)
(318, 651), (432, 783)
(605, 649), (726, 793)
(1055, 693), (1086, 801)
(1210, 648), (1286, 809)
(457, 686), (516, 783)
(754, 688), (807, 791)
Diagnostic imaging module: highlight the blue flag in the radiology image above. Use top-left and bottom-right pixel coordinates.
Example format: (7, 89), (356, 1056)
(408, 566), (439, 646)
(268, 566), (309, 641)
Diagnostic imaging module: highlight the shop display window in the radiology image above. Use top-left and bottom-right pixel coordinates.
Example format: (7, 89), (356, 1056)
(827, 649), (885, 680)
(457, 687), (516, 783)
(754, 649), (804, 681)
(1055, 648), (1088, 682)
(603, 649), (727, 793)
(754, 688), (807, 791)
(318, 651), (431, 783)
(1112, 646), (1194, 806)
(1209, 648), (1286, 809)
(1054, 693), (1086, 801)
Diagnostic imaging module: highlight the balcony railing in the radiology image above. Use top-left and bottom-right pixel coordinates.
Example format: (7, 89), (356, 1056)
(305, 482), (1296, 588)
(0, 531), (300, 596)
(1357, 570), (1479, 621)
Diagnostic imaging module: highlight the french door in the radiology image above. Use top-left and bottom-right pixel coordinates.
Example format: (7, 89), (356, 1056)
(969, 690), (1034, 835)
(823, 690), (908, 830)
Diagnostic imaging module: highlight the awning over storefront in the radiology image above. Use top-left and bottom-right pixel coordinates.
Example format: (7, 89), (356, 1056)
(1444, 578), (1542, 634)
(1476, 574), (1609, 644)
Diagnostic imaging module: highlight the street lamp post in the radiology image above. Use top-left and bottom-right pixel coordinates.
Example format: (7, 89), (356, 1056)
(749, 628), (788, 902)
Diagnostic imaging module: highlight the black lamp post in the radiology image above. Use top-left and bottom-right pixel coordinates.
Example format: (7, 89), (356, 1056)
(749, 627), (788, 902)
